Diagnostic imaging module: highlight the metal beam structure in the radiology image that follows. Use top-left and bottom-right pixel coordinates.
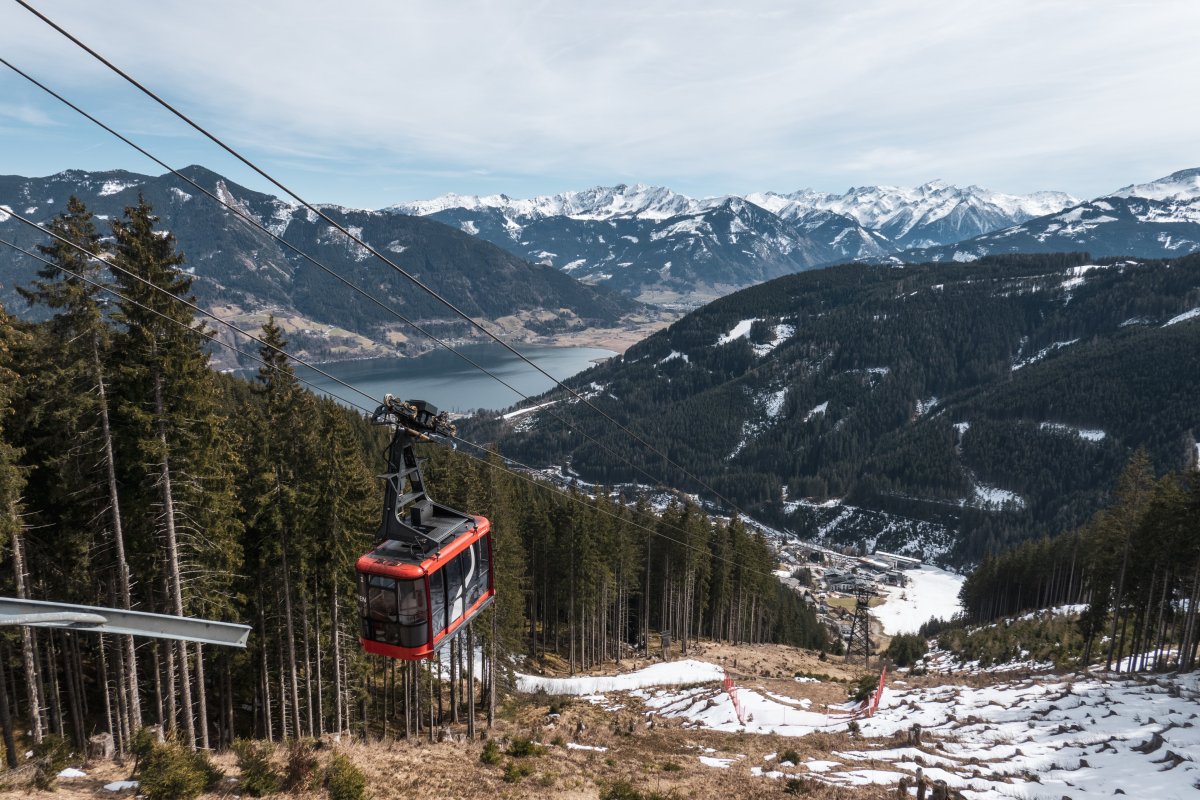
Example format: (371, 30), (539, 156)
(0, 597), (250, 648)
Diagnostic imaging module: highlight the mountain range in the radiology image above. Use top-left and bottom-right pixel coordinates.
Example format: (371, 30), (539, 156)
(393, 181), (1080, 304)
(396, 170), (1200, 305)
(464, 252), (1200, 566)
(903, 168), (1200, 264)
(0, 167), (639, 366)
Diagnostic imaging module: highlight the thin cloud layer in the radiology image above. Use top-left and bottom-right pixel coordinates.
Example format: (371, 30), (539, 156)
(0, 0), (1197, 207)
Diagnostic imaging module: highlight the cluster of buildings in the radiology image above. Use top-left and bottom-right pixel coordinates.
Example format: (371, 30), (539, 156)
(777, 542), (922, 646)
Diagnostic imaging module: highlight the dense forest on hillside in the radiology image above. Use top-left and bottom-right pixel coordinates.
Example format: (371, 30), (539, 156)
(0, 196), (822, 767)
(951, 450), (1200, 673)
(467, 253), (1200, 563)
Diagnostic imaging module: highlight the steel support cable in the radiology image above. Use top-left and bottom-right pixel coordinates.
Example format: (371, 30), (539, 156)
(0, 240), (775, 578)
(0, 55), (730, 512)
(14, 0), (755, 519)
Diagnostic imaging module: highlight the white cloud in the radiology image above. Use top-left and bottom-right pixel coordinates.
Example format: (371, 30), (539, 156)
(1, 0), (1198, 205)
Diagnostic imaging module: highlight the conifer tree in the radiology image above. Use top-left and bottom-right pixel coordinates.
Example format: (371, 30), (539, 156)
(109, 195), (239, 748)
(20, 196), (145, 736)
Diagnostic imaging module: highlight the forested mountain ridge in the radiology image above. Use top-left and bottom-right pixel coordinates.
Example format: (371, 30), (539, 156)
(468, 252), (1200, 565)
(0, 167), (638, 365)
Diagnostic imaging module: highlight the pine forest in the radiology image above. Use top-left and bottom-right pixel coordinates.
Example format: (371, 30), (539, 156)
(0, 197), (825, 765)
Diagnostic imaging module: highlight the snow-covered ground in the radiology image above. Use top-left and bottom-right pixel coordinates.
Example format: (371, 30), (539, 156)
(872, 565), (964, 635)
(543, 659), (1200, 799)
(515, 659), (724, 695)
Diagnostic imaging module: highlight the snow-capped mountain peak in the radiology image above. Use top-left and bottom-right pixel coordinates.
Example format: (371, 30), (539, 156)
(1111, 168), (1200, 202)
(389, 183), (719, 222)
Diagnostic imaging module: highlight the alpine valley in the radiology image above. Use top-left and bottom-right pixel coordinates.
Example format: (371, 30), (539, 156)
(465, 252), (1200, 567)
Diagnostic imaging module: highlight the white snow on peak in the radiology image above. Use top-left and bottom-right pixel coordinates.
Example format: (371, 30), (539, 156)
(390, 184), (723, 222)
(1111, 167), (1200, 202)
(1163, 307), (1200, 326)
(98, 180), (138, 196)
(748, 183), (1076, 237)
(716, 318), (760, 345)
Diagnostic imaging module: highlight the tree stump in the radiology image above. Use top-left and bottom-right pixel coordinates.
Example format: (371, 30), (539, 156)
(87, 732), (114, 761)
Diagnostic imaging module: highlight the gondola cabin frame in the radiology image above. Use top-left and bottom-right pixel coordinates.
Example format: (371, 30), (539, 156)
(355, 397), (495, 662)
(357, 516), (494, 661)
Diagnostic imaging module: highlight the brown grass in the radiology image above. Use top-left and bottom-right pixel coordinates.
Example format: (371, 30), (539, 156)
(2, 642), (962, 800)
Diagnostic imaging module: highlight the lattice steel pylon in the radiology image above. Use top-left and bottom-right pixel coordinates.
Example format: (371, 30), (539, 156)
(844, 584), (875, 666)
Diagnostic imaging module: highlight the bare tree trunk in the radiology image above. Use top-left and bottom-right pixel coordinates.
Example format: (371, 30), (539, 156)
(278, 534), (303, 741)
(97, 636), (115, 756)
(301, 591), (315, 738)
(94, 335), (141, 729)
(331, 583), (343, 735)
(11, 531), (44, 742)
(154, 369), (195, 748)
(194, 643), (209, 749)
(0, 643), (18, 768)
(488, 610), (496, 728)
(313, 576), (324, 737)
(151, 642), (164, 728)
(257, 601), (273, 742)
(466, 623), (476, 740)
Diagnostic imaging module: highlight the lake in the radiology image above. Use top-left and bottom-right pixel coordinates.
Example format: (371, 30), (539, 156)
(295, 343), (616, 414)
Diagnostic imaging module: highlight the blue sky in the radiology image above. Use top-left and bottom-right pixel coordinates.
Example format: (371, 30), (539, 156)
(1, 0), (1198, 209)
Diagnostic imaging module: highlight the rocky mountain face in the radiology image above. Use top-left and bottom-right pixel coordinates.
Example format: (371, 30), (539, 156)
(464, 252), (1200, 565)
(395, 181), (1077, 304)
(903, 169), (1200, 264)
(0, 167), (638, 365)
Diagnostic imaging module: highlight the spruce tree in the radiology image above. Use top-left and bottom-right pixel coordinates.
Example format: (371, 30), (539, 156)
(20, 196), (145, 736)
(109, 196), (241, 748)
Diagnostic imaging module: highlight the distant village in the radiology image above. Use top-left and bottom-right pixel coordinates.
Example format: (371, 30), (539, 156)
(776, 542), (923, 649)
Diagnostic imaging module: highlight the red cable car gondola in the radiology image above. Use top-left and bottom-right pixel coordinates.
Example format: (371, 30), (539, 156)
(356, 396), (494, 661)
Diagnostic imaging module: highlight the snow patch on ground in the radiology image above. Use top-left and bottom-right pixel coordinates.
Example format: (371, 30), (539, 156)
(872, 565), (964, 635)
(58, 768), (87, 778)
(515, 659), (723, 695)
(1164, 307), (1200, 326)
(1012, 338), (1079, 370)
(1039, 421), (1106, 441)
(646, 667), (1200, 799)
(501, 400), (559, 421)
(971, 483), (1025, 510)
(764, 388), (788, 419)
(716, 318), (760, 345)
(658, 350), (688, 365)
(804, 401), (829, 422)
